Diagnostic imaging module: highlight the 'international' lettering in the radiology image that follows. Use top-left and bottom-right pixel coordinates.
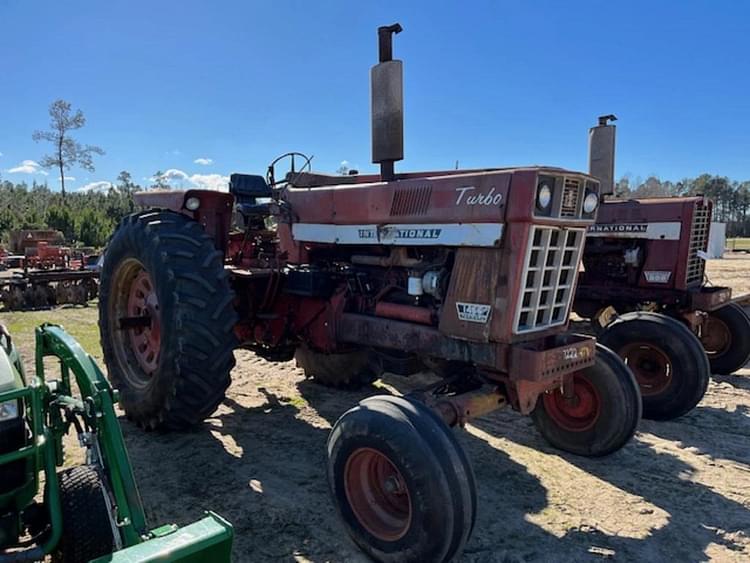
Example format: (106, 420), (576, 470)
(589, 223), (647, 233)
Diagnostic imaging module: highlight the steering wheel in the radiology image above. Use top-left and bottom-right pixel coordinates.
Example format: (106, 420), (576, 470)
(266, 152), (313, 188)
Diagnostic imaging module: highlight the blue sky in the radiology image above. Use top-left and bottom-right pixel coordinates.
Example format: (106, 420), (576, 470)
(1, 1), (748, 192)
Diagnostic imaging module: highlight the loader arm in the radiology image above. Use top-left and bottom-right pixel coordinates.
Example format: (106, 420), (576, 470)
(23, 324), (233, 561)
(35, 324), (149, 544)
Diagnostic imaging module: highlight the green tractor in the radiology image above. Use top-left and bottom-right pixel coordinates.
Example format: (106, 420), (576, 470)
(0, 323), (233, 562)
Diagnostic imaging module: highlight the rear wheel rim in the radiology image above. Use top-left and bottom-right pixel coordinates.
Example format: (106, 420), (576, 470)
(543, 374), (601, 432)
(344, 447), (412, 542)
(127, 270), (161, 374)
(701, 316), (732, 358)
(619, 342), (672, 396)
(110, 260), (161, 385)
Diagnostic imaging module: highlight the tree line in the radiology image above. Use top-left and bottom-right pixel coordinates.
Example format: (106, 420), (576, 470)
(0, 172), (138, 248)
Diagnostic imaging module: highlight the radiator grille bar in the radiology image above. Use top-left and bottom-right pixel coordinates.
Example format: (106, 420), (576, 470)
(686, 202), (711, 286)
(560, 178), (582, 217)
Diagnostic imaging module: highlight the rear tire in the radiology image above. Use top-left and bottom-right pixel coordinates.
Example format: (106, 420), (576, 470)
(532, 343), (641, 457)
(700, 303), (750, 375)
(327, 395), (476, 562)
(53, 465), (115, 563)
(99, 211), (237, 430)
(295, 345), (377, 389)
(599, 312), (710, 420)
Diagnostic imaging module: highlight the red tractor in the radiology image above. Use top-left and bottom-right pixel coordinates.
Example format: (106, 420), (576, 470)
(99, 25), (641, 561)
(575, 116), (750, 421)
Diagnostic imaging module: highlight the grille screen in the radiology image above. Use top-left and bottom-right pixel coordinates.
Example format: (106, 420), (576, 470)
(515, 226), (586, 333)
(686, 202), (711, 285)
(560, 178), (581, 217)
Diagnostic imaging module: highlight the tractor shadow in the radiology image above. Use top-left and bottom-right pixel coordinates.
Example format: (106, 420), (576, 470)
(472, 411), (750, 562)
(629, 372), (750, 466)
(711, 372), (750, 392)
(641, 403), (750, 467)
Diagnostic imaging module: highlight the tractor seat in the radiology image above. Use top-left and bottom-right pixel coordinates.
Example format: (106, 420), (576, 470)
(229, 173), (272, 203)
(230, 174), (273, 229)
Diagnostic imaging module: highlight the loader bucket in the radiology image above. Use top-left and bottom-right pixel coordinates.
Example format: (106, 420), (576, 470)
(91, 512), (233, 563)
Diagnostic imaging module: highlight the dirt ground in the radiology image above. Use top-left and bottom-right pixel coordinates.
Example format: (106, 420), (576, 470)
(4, 254), (750, 562)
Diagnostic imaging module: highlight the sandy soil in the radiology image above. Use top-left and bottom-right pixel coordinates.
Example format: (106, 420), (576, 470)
(706, 254), (750, 297)
(8, 254), (750, 562)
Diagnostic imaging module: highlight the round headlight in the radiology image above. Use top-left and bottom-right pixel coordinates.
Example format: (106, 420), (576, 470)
(537, 184), (552, 209)
(583, 192), (599, 214)
(185, 196), (201, 211)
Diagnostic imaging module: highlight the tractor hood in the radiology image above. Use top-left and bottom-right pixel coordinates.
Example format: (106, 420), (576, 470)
(0, 341), (22, 394)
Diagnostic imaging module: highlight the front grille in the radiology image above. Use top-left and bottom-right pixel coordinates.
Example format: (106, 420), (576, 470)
(515, 226), (586, 333)
(686, 201), (711, 285)
(390, 186), (432, 216)
(560, 178), (581, 217)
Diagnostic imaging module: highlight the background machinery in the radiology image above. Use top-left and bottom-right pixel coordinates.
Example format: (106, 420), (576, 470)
(99, 24), (641, 562)
(0, 230), (99, 310)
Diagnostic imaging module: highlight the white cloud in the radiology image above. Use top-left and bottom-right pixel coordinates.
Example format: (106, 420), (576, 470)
(151, 168), (229, 191)
(189, 173), (229, 191)
(60, 176), (75, 182)
(8, 159), (49, 175)
(78, 181), (113, 193)
(194, 157), (213, 166)
(162, 168), (190, 182)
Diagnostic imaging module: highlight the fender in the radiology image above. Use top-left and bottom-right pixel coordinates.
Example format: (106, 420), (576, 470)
(134, 189), (235, 253)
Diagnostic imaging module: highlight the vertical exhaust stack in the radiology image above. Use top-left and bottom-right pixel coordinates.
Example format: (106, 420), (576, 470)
(371, 23), (404, 181)
(589, 114), (617, 196)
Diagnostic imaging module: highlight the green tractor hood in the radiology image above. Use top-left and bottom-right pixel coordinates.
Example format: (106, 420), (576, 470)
(0, 333), (24, 395)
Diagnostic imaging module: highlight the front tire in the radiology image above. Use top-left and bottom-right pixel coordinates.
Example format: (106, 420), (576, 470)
(99, 211), (237, 430)
(327, 395), (476, 562)
(599, 312), (710, 420)
(700, 303), (750, 374)
(53, 465), (116, 563)
(532, 343), (641, 457)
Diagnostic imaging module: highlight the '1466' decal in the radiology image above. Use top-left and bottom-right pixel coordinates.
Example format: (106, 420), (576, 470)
(456, 302), (492, 323)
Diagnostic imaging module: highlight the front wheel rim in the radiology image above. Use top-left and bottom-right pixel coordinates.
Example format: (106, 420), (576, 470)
(701, 316), (732, 358)
(343, 447), (412, 542)
(619, 342), (672, 396)
(543, 374), (601, 432)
